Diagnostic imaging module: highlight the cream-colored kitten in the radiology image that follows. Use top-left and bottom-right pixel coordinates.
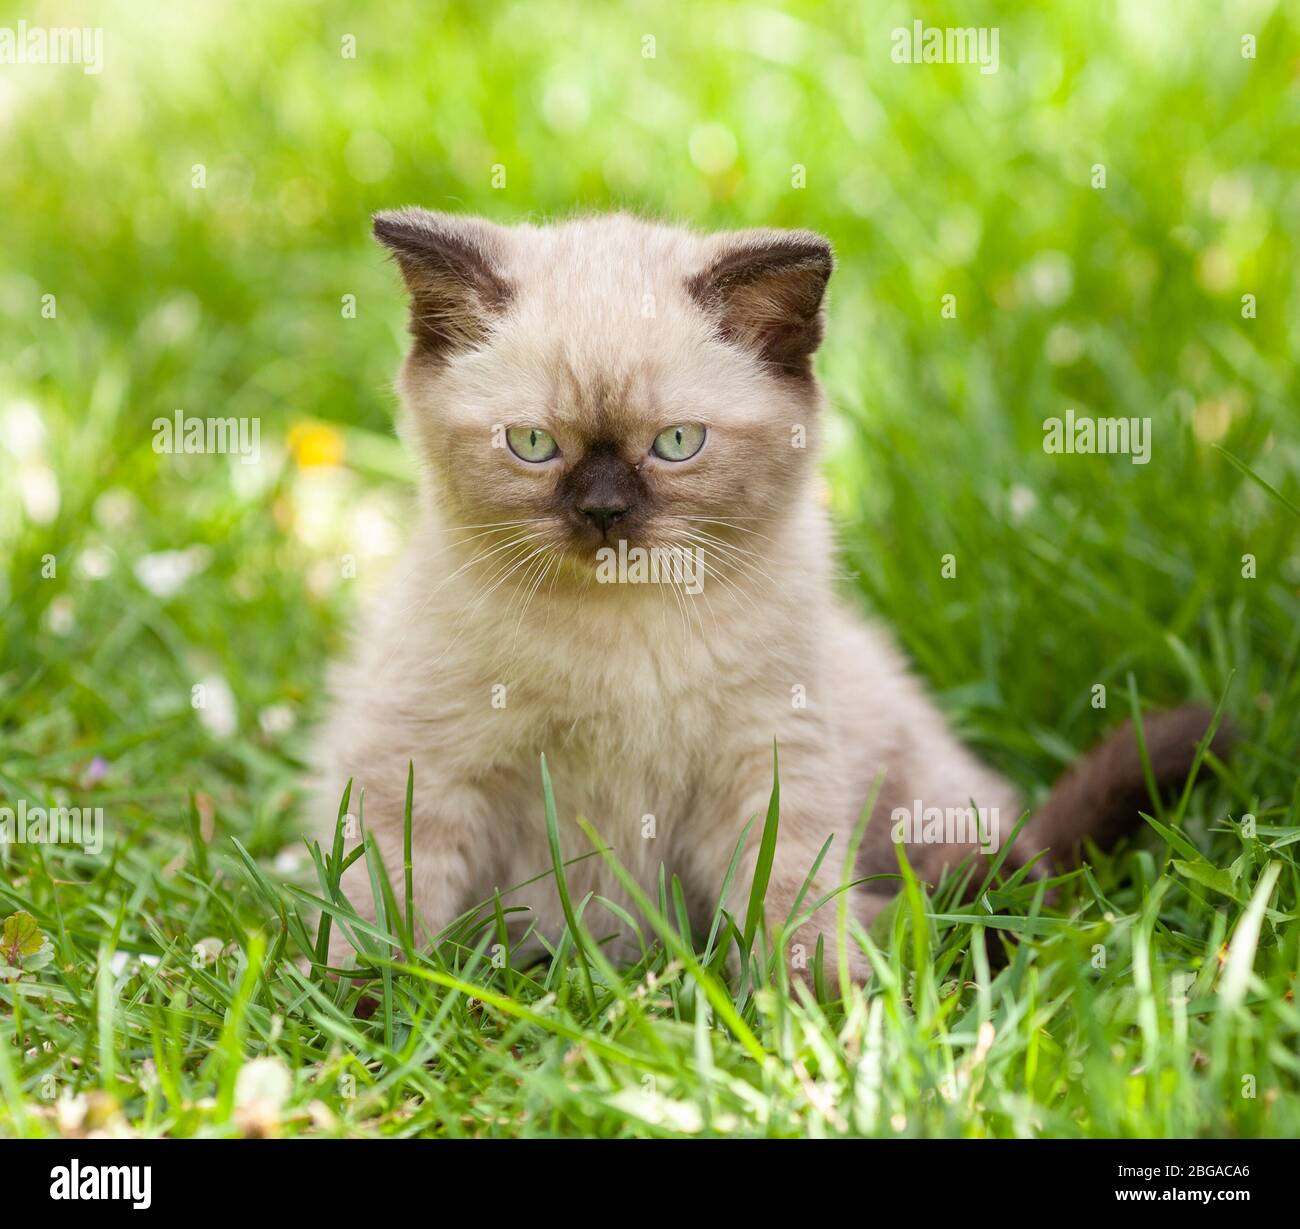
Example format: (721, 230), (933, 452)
(313, 210), (1220, 981)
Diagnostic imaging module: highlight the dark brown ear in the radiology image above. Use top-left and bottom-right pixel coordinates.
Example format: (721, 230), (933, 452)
(686, 229), (833, 376)
(373, 208), (514, 357)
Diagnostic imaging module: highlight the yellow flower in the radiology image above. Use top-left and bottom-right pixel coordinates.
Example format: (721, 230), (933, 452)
(287, 421), (345, 469)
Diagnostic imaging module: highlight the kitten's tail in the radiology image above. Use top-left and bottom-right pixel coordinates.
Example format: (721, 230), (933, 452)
(1020, 705), (1234, 872)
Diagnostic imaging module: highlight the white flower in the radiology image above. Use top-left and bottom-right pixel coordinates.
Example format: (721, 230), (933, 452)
(2, 400), (45, 460)
(133, 545), (212, 598)
(18, 464), (59, 523)
(196, 675), (238, 738)
(235, 1057), (292, 1111)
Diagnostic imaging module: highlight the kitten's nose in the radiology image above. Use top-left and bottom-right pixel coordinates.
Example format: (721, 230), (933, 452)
(563, 443), (641, 538)
(578, 502), (629, 534)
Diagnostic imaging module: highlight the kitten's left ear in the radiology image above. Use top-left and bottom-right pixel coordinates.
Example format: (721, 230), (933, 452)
(373, 208), (514, 358)
(687, 229), (834, 376)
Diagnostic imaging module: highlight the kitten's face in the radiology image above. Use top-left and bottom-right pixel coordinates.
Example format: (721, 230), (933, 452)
(376, 212), (833, 576)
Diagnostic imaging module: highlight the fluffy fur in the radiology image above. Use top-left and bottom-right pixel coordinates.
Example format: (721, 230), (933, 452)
(313, 210), (1224, 980)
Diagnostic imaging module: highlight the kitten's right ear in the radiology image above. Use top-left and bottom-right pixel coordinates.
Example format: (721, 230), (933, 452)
(372, 209), (514, 357)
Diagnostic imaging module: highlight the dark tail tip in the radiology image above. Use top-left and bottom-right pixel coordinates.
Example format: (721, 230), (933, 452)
(1026, 704), (1235, 870)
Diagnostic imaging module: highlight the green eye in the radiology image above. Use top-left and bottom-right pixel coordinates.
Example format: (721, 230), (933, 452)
(506, 426), (558, 463)
(652, 424), (706, 461)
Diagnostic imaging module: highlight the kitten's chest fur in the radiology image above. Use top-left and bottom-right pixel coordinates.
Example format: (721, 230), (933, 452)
(324, 521), (819, 920)
(371, 569), (783, 946)
(458, 562), (799, 800)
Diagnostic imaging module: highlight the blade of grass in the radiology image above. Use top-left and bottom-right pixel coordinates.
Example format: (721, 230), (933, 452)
(743, 740), (781, 954)
(540, 753), (596, 1012)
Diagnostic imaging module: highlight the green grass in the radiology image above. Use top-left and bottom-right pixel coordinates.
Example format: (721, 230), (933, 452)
(2, 0), (1299, 1137)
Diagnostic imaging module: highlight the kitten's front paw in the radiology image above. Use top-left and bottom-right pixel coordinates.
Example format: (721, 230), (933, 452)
(324, 928), (380, 981)
(777, 920), (873, 994)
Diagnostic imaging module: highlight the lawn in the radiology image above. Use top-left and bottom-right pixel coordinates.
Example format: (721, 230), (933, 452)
(1, 0), (1299, 1138)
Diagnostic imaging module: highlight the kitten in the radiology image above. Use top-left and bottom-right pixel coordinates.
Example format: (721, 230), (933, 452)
(313, 209), (1226, 980)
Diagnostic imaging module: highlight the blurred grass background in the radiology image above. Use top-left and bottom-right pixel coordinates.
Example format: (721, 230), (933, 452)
(1, 0), (1299, 1137)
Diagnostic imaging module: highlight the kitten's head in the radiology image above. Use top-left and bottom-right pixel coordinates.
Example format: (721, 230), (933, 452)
(375, 210), (833, 576)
